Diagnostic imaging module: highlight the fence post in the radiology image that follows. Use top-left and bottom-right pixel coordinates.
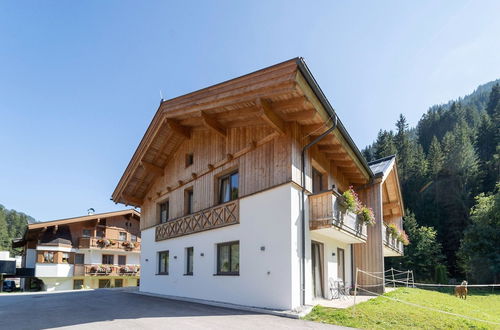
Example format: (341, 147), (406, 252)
(391, 267), (395, 288)
(353, 268), (359, 313)
(406, 270), (410, 287)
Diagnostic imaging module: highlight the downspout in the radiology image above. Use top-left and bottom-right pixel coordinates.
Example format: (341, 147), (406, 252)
(300, 115), (338, 306)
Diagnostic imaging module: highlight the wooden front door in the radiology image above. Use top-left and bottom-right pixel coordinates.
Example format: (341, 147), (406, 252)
(311, 241), (325, 298)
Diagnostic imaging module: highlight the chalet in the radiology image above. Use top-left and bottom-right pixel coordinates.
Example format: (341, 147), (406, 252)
(13, 209), (141, 291)
(112, 58), (405, 310)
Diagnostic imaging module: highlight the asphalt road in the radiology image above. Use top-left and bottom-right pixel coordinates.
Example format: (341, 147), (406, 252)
(0, 289), (346, 330)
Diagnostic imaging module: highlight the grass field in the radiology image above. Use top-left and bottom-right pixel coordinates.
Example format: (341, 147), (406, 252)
(303, 288), (500, 329)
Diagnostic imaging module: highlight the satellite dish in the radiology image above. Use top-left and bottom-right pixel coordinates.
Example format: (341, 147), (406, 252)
(87, 208), (95, 215)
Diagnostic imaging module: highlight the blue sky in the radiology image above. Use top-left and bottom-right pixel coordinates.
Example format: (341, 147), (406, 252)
(1, 1), (499, 221)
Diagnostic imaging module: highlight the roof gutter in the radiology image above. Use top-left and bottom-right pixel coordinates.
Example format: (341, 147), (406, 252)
(295, 58), (374, 178)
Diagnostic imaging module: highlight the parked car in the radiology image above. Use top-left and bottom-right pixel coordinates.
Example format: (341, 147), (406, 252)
(2, 280), (17, 292)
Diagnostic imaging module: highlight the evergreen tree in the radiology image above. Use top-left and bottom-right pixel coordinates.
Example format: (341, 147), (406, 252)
(373, 129), (397, 159)
(427, 136), (444, 178)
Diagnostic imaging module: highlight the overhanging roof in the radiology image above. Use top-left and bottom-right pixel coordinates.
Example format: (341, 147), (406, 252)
(112, 58), (375, 206)
(28, 209), (140, 230)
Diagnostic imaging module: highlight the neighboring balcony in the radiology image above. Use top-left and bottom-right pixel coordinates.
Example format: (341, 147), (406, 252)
(383, 224), (404, 256)
(35, 263), (74, 277)
(78, 237), (141, 252)
(156, 199), (239, 241)
(73, 264), (140, 277)
(309, 190), (367, 243)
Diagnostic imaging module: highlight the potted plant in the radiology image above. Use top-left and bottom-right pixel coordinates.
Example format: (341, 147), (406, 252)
(397, 229), (410, 246)
(340, 186), (360, 213)
(387, 224), (398, 245)
(357, 206), (375, 225)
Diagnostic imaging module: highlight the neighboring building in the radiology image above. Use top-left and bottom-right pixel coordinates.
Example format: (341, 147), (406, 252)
(112, 58), (405, 310)
(12, 209), (141, 291)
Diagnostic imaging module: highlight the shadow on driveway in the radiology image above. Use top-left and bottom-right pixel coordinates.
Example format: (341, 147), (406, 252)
(0, 289), (341, 329)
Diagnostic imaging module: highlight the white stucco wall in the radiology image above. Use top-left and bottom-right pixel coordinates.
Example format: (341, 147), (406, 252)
(42, 278), (74, 291)
(78, 250), (140, 265)
(35, 263), (74, 278)
(140, 183), (295, 310)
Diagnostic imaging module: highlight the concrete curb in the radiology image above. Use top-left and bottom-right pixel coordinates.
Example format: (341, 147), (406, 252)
(131, 290), (314, 319)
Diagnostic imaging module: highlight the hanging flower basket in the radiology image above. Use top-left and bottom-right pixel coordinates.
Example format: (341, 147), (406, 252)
(357, 206), (375, 225)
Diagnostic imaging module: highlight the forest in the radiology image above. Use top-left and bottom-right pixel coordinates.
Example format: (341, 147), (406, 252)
(363, 79), (500, 284)
(0, 205), (35, 255)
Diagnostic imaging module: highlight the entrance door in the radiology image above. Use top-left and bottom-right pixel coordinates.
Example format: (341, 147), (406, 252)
(98, 279), (111, 288)
(337, 248), (345, 282)
(311, 241), (324, 298)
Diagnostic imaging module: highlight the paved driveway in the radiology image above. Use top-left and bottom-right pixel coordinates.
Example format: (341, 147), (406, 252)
(0, 289), (345, 329)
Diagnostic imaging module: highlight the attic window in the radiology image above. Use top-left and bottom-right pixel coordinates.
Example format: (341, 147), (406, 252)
(185, 153), (194, 167)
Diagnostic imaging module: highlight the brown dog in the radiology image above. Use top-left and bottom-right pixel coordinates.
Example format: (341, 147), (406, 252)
(455, 280), (468, 299)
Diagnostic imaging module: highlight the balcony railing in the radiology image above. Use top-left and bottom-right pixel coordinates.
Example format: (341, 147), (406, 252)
(309, 190), (367, 241)
(78, 237), (140, 251)
(156, 199), (239, 241)
(383, 224), (404, 255)
(73, 264), (140, 277)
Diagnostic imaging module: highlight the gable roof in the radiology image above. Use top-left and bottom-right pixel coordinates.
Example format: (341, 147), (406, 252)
(369, 155), (396, 178)
(112, 58), (374, 206)
(28, 209), (140, 230)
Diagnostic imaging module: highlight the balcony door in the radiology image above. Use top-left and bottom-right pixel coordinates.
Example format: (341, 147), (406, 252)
(337, 248), (345, 283)
(311, 241), (324, 298)
(312, 167), (323, 193)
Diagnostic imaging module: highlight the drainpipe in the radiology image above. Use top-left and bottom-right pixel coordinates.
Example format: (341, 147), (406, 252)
(300, 115), (338, 306)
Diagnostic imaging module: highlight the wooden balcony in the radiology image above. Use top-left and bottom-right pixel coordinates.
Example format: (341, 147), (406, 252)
(309, 190), (367, 243)
(383, 224), (404, 256)
(78, 237), (141, 252)
(156, 199), (239, 241)
(73, 264), (140, 277)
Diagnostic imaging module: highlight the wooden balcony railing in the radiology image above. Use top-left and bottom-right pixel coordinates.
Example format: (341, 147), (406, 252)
(73, 264), (140, 277)
(78, 237), (141, 251)
(309, 190), (367, 240)
(383, 224), (404, 254)
(156, 199), (239, 241)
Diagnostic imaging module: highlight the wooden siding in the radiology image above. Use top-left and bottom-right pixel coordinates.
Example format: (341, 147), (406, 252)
(353, 183), (385, 293)
(140, 126), (292, 229)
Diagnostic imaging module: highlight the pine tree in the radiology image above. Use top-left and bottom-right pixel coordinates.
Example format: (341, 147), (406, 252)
(373, 129), (397, 159)
(427, 136), (444, 178)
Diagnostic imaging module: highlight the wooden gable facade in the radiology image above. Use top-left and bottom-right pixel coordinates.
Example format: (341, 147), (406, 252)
(112, 58), (374, 231)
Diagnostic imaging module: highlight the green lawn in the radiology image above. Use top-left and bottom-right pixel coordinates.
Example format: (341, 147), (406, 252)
(303, 288), (500, 329)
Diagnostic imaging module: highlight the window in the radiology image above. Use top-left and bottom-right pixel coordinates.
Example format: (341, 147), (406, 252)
(82, 229), (91, 238)
(96, 229), (104, 238)
(131, 234), (137, 242)
(216, 241), (239, 275)
(73, 279), (84, 290)
(114, 279), (123, 288)
(43, 251), (54, 263)
(158, 251), (169, 275)
(118, 255), (126, 266)
(102, 254), (114, 265)
(62, 252), (70, 263)
(185, 153), (194, 167)
(219, 171), (239, 203)
(185, 188), (194, 215)
(159, 201), (169, 223)
(337, 248), (345, 283)
(75, 253), (84, 265)
(119, 232), (127, 241)
(312, 167), (323, 193)
(98, 279), (111, 288)
(186, 247), (194, 275)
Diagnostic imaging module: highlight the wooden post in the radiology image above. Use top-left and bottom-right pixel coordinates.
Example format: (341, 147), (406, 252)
(406, 270), (410, 287)
(391, 268), (395, 288)
(353, 267), (359, 313)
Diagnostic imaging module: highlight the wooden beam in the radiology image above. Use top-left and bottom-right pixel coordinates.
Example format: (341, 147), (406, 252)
(284, 109), (317, 121)
(122, 194), (143, 206)
(383, 201), (400, 212)
(140, 160), (164, 177)
(201, 112), (226, 138)
(324, 152), (349, 160)
(166, 119), (191, 139)
(330, 160), (355, 167)
(302, 123), (324, 135)
(318, 144), (342, 152)
(256, 98), (286, 135)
